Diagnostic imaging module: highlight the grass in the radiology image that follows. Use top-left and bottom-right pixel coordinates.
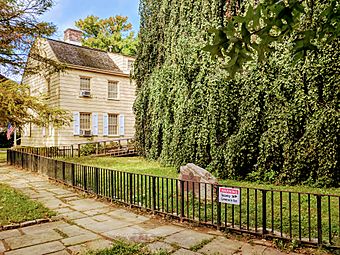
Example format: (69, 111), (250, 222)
(85, 240), (170, 255)
(65, 156), (178, 179)
(0, 149), (7, 163)
(63, 156), (340, 246)
(65, 156), (340, 195)
(0, 183), (55, 226)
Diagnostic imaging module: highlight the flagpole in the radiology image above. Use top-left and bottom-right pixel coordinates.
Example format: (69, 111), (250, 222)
(14, 128), (17, 146)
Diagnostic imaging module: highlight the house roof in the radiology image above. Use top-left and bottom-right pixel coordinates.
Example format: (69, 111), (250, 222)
(47, 39), (122, 73)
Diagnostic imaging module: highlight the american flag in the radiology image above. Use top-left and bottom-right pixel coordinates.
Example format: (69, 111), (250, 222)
(6, 123), (15, 140)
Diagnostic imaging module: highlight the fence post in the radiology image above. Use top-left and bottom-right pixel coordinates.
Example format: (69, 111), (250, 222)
(180, 180), (185, 221)
(129, 173), (133, 205)
(95, 168), (99, 195)
(62, 161), (66, 182)
(71, 145), (74, 157)
(152, 176), (156, 211)
(7, 150), (10, 164)
(54, 160), (58, 179)
(96, 143), (99, 155)
(216, 185), (221, 230)
(262, 190), (267, 235)
(78, 144), (81, 157)
(316, 195), (323, 246)
(71, 164), (75, 186)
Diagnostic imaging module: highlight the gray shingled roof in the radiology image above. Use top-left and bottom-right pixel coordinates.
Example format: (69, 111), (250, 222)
(47, 39), (122, 72)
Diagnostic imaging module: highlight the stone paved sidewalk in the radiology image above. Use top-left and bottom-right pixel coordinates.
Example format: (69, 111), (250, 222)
(0, 163), (293, 255)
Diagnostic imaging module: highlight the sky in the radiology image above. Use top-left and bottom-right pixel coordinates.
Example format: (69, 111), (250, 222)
(40, 0), (141, 40)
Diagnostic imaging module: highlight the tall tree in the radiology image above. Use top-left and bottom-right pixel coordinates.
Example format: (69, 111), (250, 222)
(0, 0), (69, 129)
(204, 0), (340, 76)
(75, 15), (138, 56)
(134, 0), (339, 187)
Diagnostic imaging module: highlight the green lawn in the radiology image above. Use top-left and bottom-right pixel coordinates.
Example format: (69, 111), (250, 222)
(0, 183), (55, 226)
(0, 149), (7, 163)
(66, 156), (178, 179)
(65, 156), (340, 195)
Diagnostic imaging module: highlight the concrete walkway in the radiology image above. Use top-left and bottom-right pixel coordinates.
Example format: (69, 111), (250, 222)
(0, 163), (293, 255)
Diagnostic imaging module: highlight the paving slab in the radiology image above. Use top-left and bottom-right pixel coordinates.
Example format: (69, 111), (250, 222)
(5, 229), (62, 249)
(92, 214), (114, 222)
(57, 225), (93, 237)
(75, 217), (132, 233)
(164, 229), (213, 249)
(240, 243), (266, 255)
(82, 208), (113, 216)
(55, 207), (75, 214)
(37, 197), (68, 209)
(104, 226), (156, 243)
(61, 233), (100, 246)
(20, 221), (70, 234)
(59, 211), (87, 220)
(146, 225), (183, 237)
(0, 229), (22, 240)
(198, 237), (243, 255)
(5, 241), (65, 255)
(67, 239), (113, 254)
(107, 209), (149, 223)
(147, 241), (175, 253)
(69, 199), (108, 211)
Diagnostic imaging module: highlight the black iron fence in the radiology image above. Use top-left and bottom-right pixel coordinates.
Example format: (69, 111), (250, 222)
(14, 138), (135, 158)
(7, 149), (340, 248)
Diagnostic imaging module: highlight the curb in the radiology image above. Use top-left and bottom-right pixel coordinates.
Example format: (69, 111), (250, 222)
(0, 217), (58, 232)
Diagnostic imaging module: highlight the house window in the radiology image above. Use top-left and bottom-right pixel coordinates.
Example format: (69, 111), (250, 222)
(108, 114), (118, 135)
(80, 77), (91, 92)
(108, 81), (118, 99)
(80, 113), (91, 131)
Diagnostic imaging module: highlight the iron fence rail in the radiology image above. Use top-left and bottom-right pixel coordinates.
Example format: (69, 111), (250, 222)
(7, 149), (340, 248)
(14, 138), (135, 158)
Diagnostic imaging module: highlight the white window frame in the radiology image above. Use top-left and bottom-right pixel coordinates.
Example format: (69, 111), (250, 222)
(108, 113), (119, 136)
(80, 112), (91, 132)
(108, 81), (119, 100)
(80, 77), (91, 92)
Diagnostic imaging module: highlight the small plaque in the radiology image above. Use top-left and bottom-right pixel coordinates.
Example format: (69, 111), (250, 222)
(219, 187), (240, 205)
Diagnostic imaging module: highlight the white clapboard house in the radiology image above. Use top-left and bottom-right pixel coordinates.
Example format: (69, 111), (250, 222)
(21, 28), (136, 146)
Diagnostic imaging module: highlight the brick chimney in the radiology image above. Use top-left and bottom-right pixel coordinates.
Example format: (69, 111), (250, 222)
(64, 28), (82, 46)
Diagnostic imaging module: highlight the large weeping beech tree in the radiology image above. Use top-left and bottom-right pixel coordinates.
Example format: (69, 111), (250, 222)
(134, 0), (339, 187)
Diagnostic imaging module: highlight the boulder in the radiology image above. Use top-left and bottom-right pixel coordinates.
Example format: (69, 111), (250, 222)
(178, 163), (218, 200)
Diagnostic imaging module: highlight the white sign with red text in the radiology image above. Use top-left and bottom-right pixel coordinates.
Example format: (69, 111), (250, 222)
(218, 187), (240, 205)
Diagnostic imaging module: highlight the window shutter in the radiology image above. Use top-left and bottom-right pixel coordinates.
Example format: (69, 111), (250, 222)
(49, 123), (53, 137)
(73, 112), (80, 135)
(103, 113), (108, 136)
(119, 114), (125, 136)
(42, 127), (46, 137)
(27, 124), (31, 137)
(92, 113), (98, 135)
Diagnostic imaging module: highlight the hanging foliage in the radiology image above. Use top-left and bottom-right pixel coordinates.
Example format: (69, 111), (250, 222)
(134, 0), (339, 187)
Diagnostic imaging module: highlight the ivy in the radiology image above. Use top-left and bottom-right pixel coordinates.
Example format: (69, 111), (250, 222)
(134, 0), (339, 187)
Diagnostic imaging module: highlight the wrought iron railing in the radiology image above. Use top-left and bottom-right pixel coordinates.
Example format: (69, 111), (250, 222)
(7, 149), (340, 248)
